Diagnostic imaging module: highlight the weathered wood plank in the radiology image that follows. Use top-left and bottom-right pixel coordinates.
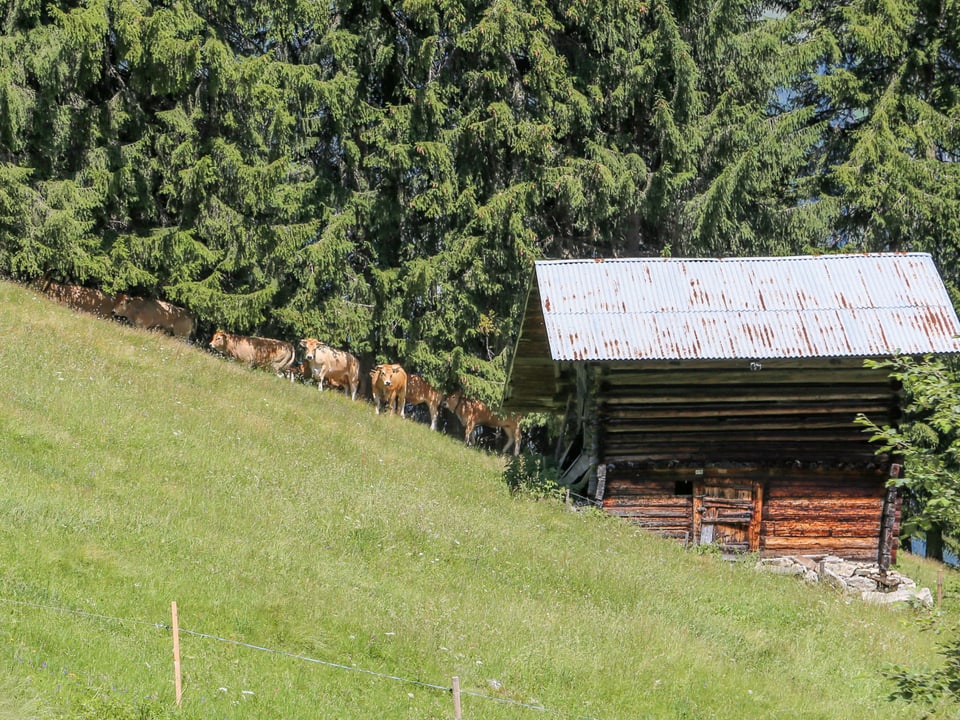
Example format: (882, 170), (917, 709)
(765, 499), (884, 515)
(760, 536), (878, 552)
(762, 522), (883, 538)
(603, 403), (892, 419)
(764, 484), (885, 499)
(606, 509), (692, 522)
(603, 443), (877, 455)
(603, 494), (692, 506)
(604, 453), (884, 466)
(765, 511), (884, 526)
(603, 390), (896, 405)
(750, 481), (764, 553)
(604, 417), (873, 431)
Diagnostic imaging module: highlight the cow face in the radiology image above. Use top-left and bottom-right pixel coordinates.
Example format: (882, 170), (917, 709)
(299, 337), (321, 361)
(209, 330), (228, 351)
(372, 364), (403, 389)
(442, 391), (463, 412)
(112, 293), (131, 317)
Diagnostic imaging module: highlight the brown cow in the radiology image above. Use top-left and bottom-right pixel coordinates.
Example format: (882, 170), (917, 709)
(370, 364), (407, 416)
(299, 338), (360, 400)
(405, 374), (443, 430)
(442, 391), (522, 456)
(112, 293), (195, 338)
(39, 280), (115, 318)
(209, 330), (297, 376)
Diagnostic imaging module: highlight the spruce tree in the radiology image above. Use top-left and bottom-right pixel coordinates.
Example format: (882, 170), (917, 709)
(786, 0), (960, 282)
(5, 1), (959, 408)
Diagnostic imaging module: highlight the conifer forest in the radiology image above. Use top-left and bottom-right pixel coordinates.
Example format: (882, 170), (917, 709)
(2, 0), (960, 399)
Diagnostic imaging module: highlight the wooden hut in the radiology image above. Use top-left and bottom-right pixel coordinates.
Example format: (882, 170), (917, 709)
(503, 254), (960, 564)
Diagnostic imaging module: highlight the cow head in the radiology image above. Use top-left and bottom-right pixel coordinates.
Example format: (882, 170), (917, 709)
(442, 391), (464, 412)
(299, 338), (321, 361)
(209, 330), (227, 351)
(372, 364), (404, 388)
(112, 293), (130, 317)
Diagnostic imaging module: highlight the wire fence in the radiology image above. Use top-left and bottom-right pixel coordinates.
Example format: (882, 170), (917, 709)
(0, 596), (601, 720)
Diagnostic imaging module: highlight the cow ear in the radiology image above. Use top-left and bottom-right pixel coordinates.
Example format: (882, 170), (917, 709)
(298, 339), (306, 347)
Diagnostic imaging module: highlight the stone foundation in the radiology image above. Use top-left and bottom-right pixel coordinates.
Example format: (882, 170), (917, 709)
(756, 555), (933, 607)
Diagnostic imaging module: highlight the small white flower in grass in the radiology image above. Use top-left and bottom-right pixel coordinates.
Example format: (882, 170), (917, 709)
(408, 693), (414, 699)
(219, 687), (228, 693)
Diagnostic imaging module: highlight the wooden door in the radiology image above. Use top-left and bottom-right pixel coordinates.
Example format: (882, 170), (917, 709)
(692, 478), (763, 553)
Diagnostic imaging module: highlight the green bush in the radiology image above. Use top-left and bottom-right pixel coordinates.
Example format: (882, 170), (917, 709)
(885, 629), (960, 709)
(502, 451), (563, 500)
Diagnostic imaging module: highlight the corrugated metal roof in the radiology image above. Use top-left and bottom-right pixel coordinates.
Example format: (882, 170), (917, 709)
(535, 254), (960, 361)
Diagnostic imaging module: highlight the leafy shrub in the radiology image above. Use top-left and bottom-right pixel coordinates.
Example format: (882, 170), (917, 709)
(503, 451), (564, 500)
(884, 630), (960, 708)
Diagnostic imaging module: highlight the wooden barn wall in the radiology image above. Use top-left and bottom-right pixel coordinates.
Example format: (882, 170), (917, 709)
(760, 469), (888, 560)
(603, 466), (891, 560)
(598, 361), (899, 466)
(596, 361), (899, 559)
(602, 470), (694, 541)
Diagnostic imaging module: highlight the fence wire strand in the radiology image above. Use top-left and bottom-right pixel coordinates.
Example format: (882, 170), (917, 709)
(0, 596), (600, 720)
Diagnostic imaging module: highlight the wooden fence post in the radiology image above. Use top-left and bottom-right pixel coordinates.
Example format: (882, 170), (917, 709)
(452, 676), (462, 720)
(171, 601), (183, 707)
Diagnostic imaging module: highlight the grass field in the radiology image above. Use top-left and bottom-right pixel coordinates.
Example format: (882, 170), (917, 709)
(1, 278), (959, 719)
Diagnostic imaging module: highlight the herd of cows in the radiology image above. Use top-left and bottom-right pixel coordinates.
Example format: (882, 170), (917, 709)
(35, 279), (523, 455)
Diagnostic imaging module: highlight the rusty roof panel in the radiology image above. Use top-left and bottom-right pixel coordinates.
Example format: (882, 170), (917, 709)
(535, 254), (960, 361)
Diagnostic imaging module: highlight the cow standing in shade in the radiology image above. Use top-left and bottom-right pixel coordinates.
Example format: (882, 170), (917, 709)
(442, 391), (522, 456)
(299, 338), (360, 400)
(112, 294), (195, 338)
(405, 375), (443, 430)
(370, 364), (407, 416)
(209, 330), (297, 377)
(39, 280), (115, 318)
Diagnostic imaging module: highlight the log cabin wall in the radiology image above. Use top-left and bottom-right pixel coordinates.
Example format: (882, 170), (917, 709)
(760, 468), (890, 560)
(602, 466), (891, 560)
(599, 360), (899, 465)
(593, 359), (901, 559)
(603, 468), (694, 542)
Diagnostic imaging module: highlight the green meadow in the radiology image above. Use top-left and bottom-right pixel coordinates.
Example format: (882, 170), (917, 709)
(0, 277), (958, 719)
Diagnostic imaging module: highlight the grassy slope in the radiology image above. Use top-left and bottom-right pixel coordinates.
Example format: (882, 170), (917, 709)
(0, 278), (957, 719)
